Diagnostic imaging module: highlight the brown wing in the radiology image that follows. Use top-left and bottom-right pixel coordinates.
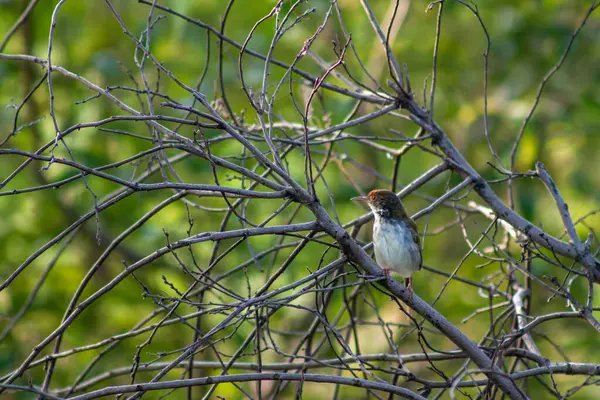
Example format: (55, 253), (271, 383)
(407, 217), (422, 269)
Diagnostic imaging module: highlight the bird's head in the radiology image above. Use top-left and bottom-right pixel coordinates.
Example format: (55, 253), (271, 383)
(352, 189), (407, 219)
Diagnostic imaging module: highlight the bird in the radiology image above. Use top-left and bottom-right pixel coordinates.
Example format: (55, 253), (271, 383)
(352, 189), (422, 299)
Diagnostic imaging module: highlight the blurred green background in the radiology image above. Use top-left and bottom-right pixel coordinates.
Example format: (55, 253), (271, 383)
(1, 0), (600, 399)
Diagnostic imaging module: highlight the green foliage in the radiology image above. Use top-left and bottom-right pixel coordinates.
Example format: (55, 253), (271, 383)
(1, 1), (600, 399)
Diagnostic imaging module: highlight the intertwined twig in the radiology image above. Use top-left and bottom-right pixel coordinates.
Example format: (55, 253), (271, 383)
(1, 1), (600, 399)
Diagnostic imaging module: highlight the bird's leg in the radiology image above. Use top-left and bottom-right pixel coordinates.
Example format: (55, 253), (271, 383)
(404, 277), (413, 302)
(383, 268), (391, 279)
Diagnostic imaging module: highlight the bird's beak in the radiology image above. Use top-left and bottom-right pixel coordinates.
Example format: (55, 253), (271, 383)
(351, 195), (368, 203)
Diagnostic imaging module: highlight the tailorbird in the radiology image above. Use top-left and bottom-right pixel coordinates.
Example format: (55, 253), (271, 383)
(352, 189), (422, 298)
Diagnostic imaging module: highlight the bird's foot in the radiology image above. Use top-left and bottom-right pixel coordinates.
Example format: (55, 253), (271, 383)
(405, 277), (413, 302)
(383, 268), (391, 280)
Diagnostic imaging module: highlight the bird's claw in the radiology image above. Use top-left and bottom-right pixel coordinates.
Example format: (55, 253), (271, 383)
(405, 277), (414, 302)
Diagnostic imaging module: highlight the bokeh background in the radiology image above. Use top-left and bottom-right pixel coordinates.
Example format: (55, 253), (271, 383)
(1, 0), (600, 398)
